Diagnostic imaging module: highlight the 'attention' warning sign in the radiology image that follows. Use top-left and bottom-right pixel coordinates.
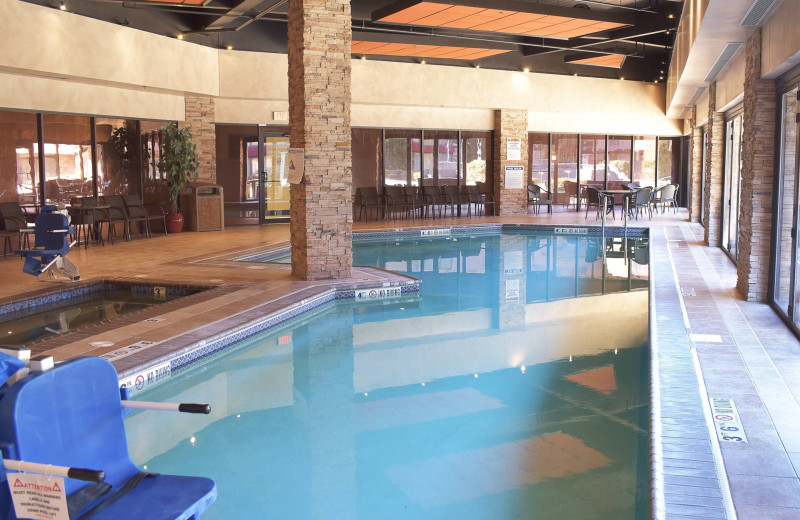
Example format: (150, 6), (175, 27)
(8, 473), (68, 520)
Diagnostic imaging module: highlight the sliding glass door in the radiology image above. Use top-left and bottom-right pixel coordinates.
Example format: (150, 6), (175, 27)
(774, 88), (799, 320)
(722, 113), (743, 260)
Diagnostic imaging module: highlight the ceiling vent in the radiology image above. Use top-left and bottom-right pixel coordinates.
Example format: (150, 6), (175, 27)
(740, 0), (778, 26)
(704, 43), (741, 82)
(687, 87), (706, 106)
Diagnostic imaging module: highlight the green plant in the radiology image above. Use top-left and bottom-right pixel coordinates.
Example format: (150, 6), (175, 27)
(157, 122), (199, 214)
(107, 125), (135, 191)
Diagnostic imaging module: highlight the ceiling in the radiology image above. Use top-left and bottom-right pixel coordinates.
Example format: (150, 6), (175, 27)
(23, 0), (684, 82)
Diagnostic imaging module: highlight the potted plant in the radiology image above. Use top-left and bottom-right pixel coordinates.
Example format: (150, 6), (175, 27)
(157, 122), (199, 233)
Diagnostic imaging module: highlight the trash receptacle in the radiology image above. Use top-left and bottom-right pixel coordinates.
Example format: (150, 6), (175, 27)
(182, 183), (224, 231)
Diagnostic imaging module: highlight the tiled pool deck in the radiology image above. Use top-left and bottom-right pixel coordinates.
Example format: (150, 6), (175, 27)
(0, 208), (798, 519)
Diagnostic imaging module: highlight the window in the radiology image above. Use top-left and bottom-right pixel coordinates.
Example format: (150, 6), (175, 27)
(95, 119), (140, 196)
(42, 114), (93, 205)
(632, 136), (656, 187)
(0, 110), (39, 205)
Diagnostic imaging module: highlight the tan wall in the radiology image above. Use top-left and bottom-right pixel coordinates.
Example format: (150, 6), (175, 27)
(762, 0), (800, 78)
(668, 0), (711, 110)
(1, 0), (683, 136)
(0, 0), (218, 97)
(715, 48), (745, 111)
(0, 72), (185, 121)
(696, 90), (710, 126)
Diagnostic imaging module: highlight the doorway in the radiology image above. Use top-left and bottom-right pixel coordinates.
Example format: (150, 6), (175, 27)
(257, 130), (290, 223)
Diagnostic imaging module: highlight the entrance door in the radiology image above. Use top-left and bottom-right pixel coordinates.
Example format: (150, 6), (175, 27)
(258, 131), (291, 223)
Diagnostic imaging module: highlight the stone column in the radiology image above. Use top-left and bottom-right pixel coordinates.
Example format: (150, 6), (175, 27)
(689, 107), (703, 223)
(704, 83), (724, 247)
(493, 109), (528, 216)
(181, 96), (216, 183)
(737, 28), (776, 301)
(287, 0), (352, 280)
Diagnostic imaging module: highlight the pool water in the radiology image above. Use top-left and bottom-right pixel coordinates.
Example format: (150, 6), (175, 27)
(129, 232), (650, 519)
(1, 290), (185, 345)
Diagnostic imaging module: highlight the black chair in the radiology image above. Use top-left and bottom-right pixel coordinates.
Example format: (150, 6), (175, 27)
(355, 187), (384, 222)
(527, 184), (553, 215)
(630, 187), (653, 220)
(421, 185), (444, 219)
(100, 195), (135, 243)
(652, 184), (678, 214)
(585, 186), (615, 220)
(383, 186), (409, 220)
(68, 197), (103, 248)
(475, 182), (496, 216)
(0, 202), (34, 256)
(403, 185), (426, 220)
(123, 194), (168, 237)
(440, 185), (463, 218)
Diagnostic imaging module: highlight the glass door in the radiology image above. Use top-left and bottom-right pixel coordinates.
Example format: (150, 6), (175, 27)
(700, 129), (707, 225)
(258, 131), (290, 223)
(722, 114), (743, 260)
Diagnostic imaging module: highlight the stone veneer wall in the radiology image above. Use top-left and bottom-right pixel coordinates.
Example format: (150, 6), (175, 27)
(287, 0), (352, 280)
(181, 96), (216, 183)
(689, 107), (703, 223)
(492, 109), (528, 216)
(737, 28), (777, 301)
(704, 83), (724, 247)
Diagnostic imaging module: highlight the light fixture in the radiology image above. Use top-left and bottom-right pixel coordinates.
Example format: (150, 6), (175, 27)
(667, 13), (675, 19)
(654, 79), (659, 83)
(475, 64), (480, 69)
(420, 59), (426, 65)
(59, 2), (66, 10)
(177, 33), (185, 40)
(361, 55), (366, 60)
(620, 76), (625, 80)
(523, 67), (530, 73)
(226, 44), (233, 50)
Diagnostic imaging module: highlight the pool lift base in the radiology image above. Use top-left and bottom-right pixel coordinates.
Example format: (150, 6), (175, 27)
(36, 253), (81, 282)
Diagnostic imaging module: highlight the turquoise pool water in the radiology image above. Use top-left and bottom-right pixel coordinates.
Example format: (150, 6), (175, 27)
(129, 231), (650, 519)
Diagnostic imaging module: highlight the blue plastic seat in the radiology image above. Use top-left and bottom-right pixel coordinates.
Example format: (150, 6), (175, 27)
(17, 205), (80, 280)
(0, 357), (216, 519)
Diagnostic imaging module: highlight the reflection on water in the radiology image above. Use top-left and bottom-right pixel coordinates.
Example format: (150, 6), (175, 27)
(0, 291), (178, 345)
(131, 232), (649, 520)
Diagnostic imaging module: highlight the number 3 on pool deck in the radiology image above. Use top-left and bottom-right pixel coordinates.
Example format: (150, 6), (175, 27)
(154, 286), (166, 301)
(723, 435), (743, 441)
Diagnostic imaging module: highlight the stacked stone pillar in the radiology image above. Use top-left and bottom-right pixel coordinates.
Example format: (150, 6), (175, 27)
(689, 107), (703, 223)
(704, 83), (724, 247)
(737, 28), (777, 301)
(181, 96), (216, 183)
(287, 0), (352, 280)
(493, 109), (529, 216)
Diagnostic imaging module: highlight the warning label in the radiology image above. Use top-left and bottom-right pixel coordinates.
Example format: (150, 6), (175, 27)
(8, 473), (68, 520)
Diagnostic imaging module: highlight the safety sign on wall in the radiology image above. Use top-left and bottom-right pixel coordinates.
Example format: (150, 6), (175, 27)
(8, 473), (68, 520)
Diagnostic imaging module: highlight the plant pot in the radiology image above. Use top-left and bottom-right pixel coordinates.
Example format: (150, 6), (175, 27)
(165, 213), (184, 234)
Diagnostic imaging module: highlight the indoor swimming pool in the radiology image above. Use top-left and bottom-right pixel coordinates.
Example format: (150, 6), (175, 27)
(128, 230), (650, 519)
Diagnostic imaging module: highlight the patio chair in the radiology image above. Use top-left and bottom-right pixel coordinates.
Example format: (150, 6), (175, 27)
(123, 195), (167, 237)
(68, 197), (103, 249)
(403, 185), (426, 220)
(562, 180), (580, 208)
(585, 186), (615, 221)
(421, 185), (444, 219)
(475, 182), (496, 216)
(0, 355), (216, 520)
(0, 203), (33, 256)
(652, 184), (678, 214)
(527, 184), (553, 215)
(100, 195), (138, 243)
(383, 186), (409, 220)
(630, 186), (653, 221)
(355, 187), (385, 222)
(439, 185), (463, 218)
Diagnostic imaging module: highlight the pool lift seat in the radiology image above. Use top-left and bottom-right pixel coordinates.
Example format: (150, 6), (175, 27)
(0, 355), (217, 520)
(16, 205), (80, 281)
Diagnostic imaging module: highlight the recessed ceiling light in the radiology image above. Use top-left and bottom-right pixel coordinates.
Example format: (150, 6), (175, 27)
(59, 2), (66, 10)
(475, 64), (480, 69)
(523, 67), (530, 73)
(226, 44), (233, 50)
(667, 13), (675, 19)
(420, 59), (426, 65)
(177, 33), (184, 40)
(620, 76), (625, 80)
(361, 55), (366, 60)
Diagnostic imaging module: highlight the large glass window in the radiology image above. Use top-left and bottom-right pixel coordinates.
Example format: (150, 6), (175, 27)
(580, 134), (605, 187)
(529, 133), (549, 192)
(700, 129), (707, 224)
(463, 133), (489, 186)
(551, 134), (578, 207)
(95, 119), (140, 196)
(0, 110), (39, 205)
(657, 137), (680, 189)
(384, 137), (409, 186)
(722, 113), (743, 259)
(42, 114), (93, 205)
(633, 136), (656, 187)
(775, 88), (798, 316)
(437, 138), (458, 183)
(607, 136), (632, 190)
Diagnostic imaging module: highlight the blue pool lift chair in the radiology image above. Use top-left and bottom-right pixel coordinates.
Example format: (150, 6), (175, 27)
(0, 355), (217, 520)
(16, 205), (80, 281)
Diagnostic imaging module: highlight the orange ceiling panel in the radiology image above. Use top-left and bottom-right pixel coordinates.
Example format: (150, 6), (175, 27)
(375, 2), (628, 39)
(569, 54), (626, 68)
(140, 0), (206, 3)
(352, 40), (510, 60)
